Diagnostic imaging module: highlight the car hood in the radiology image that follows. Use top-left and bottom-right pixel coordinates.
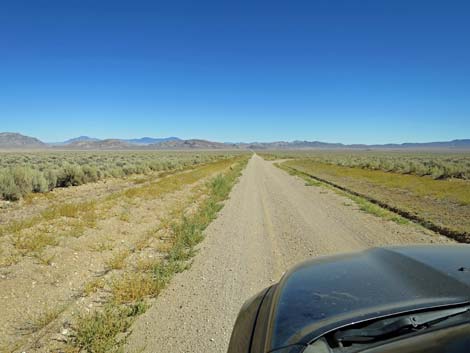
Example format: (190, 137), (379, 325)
(267, 245), (470, 351)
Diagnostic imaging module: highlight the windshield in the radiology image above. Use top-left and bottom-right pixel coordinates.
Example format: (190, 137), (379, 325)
(304, 305), (470, 353)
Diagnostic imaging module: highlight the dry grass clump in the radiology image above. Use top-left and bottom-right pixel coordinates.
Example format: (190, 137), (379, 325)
(33, 251), (56, 266)
(118, 209), (131, 222)
(88, 241), (113, 252)
(83, 278), (106, 296)
(0, 246), (20, 266)
(135, 257), (157, 272)
(1, 200), (97, 240)
(42, 201), (97, 220)
(111, 273), (161, 304)
(73, 304), (133, 353)
(20, 304), (66, 334)
(1, 200), (100, 258)
(11, 229), (58, 254)
(106, 249), (131, 270)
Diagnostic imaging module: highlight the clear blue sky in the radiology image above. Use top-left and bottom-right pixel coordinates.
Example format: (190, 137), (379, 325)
(1, 0), (469, 143)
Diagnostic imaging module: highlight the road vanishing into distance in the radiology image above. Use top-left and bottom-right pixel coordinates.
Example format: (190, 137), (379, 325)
(125, 154), (451, 353)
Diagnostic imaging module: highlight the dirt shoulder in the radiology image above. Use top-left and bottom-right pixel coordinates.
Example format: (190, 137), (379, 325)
(0, 157), (241, 352)
(282, 159), (470, 240)
(124, 155), (451, 353)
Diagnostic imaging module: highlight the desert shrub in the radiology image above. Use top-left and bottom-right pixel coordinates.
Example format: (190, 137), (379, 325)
(0, 167), (48, 199)
(44, 170), (58, 191)
(82, 165), (99, 183)
(122, 164), (137, 175)
(31, 171), (48, 193)
(0, 171), (22, 201)
(57, 164), (85, 187)
(10, 166), (34, 196)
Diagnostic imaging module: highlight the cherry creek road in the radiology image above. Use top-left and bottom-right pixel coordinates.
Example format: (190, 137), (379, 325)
(125, 154), (451, 353)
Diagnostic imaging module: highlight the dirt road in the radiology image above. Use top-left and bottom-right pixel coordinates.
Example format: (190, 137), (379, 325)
(125, 154), (451, 353)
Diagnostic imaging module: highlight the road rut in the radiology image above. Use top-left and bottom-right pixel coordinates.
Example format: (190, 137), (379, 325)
(125, 154), (451, 353)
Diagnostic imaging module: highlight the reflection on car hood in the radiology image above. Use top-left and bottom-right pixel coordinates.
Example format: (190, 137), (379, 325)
(268, 245), (470, 351)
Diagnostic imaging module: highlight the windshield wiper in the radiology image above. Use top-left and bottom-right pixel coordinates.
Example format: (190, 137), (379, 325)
(334, 306), (469, 344)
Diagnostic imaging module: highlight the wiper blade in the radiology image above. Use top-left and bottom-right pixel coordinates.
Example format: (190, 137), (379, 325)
(335, 306), (469, 344)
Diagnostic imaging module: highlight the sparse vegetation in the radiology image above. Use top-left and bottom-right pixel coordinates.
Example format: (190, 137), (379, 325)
(21, 304), (66, 334)
(272, 155), (470, 240)
(111, 273), (161, 304)
(69, 157), (248, 353)
(259, 150), (470, 180)
(278, 163), (409, 224)
(11, 229), (58, 254)
(0, 152), (248, 352)
(106, 249), (131, 270)
(0, 151), (241, 200)
(73, 304), (132, 353)
(0, 152), (249, 352)
(0, 157), (245, 250)
(83, 278), (105, 296)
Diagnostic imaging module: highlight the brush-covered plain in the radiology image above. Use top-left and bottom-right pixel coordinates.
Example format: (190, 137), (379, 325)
(0, 151), (249, 352)
(0, 151), (242, 201)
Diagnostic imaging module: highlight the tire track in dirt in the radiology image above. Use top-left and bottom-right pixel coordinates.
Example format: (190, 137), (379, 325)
(125, 154), (452, 353)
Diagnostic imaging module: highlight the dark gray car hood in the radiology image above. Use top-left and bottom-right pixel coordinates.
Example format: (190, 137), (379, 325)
(267, 245), (470, 351)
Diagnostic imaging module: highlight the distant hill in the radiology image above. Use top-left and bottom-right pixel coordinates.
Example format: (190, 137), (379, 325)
(64, 139), (132, 149)
(64, 136), (101, 144)
(49, 136), (101, 146)
(152, 139), (233, 149)
(241, 140), (345, 149)
(123, 137), (181, 145)
(0, 132), (47, 149)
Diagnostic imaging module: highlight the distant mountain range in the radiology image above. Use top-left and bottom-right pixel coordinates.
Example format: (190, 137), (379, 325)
(50, 136), (181, 146)
(0, 132), (469, 150)
(240, 139), (470, 150)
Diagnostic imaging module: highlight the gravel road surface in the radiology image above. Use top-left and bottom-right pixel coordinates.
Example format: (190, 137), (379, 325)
(125, 154), (451, 353)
